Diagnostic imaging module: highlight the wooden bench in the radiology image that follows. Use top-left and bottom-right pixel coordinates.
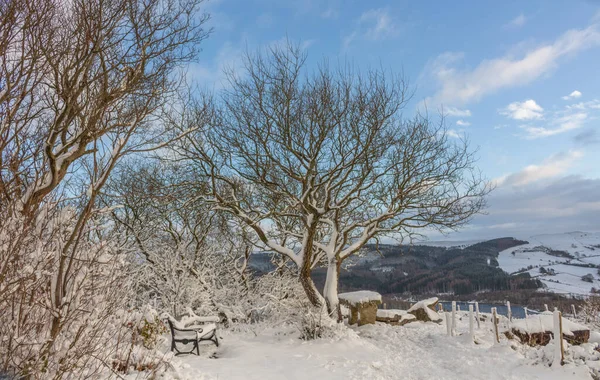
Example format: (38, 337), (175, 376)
(165, 315), (220, 355)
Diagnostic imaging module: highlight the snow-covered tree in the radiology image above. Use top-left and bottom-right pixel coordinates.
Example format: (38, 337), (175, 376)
(104, 159), (255, 320)
(0, 0), (209, 376)
(178, 44), (491, 319)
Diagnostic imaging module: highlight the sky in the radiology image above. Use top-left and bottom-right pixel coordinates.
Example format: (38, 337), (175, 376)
(191, 0), (600, 241)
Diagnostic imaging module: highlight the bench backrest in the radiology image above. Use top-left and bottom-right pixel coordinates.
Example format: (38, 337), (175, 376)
(166, 318), (197, 340)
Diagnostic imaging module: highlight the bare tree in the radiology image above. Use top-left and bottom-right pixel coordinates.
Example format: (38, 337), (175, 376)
(0, 0), (210, 376)
(178, 45), (491, 319)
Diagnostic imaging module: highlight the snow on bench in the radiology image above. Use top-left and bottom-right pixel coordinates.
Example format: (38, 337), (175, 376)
(376, 309), (416, 326)
(511, 314), (590, 346)
(339, 291), (382, 326)
(407, 297), (442, 323)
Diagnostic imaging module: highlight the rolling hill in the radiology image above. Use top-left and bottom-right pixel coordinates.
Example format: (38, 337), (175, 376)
(498, 232), (600, 297)
(248, 232), (600, 301)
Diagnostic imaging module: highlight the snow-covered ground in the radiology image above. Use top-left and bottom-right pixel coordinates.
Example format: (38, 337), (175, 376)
(161, 314), (597, 380)
(498, 232), (600, 296)
(529, 232), (600, 261)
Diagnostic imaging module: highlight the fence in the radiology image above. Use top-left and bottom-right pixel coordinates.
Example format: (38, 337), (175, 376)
(441, 300), (568, 366)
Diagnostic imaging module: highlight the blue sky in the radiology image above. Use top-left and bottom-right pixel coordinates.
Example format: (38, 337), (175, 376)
(192, 0), (600, 240)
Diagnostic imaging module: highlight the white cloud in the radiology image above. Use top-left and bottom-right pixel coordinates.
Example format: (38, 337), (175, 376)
(268, 37), (315, 52)
(567, 99), (600, 110)
(344, 8), (398, 48)
(456, 120), (471, 126)
(360, 8), (397, 40)
(187, 42), (244, 89)
(562, 90), (582, 100)
(500, 99), (544, 120)
(520, 112), (587, 139)
(494, 150), (583, 187)
(507, 13), (527, 28)
(443, 176), (600, 240)
(427, 23), (600, 106)
(342, 33), (358, 50)
(446, 129), (461, 138)
(505, 96), (600, 139)
(321, 8), (338, 19)
(444, 106), (472, 117)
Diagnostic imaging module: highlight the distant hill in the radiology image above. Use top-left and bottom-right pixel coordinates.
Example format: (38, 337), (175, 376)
(497, 232), (600, 297)
(248, 233), (600, 300)
(310, 237), (541, 296)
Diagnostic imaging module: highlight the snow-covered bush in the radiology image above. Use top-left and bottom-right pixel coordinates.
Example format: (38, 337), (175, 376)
(580, 297), (600, 328)
(0, 0), (210, 376)
(0, 206), (134, 378)
(298, 305), (329, 340)
(110, 306), (171, 374)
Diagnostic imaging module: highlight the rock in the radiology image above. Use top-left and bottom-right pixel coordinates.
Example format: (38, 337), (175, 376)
(357, 301), (379, 326)
(376, 309), (417, 326)
(407, 297), (442, 323)
(510, 329), (589, 346)
(339, 291), (382, 326)
(511, 314), (590, 346)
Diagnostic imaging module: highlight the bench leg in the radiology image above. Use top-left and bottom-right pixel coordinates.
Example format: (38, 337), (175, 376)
(199, 331), (219, 347)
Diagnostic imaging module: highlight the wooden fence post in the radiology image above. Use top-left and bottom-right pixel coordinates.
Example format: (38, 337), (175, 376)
(553, 310), (564, 366)
(439, 303), (443, 312)
(446, 312), (452, 336)
(524, 307), (529, 318)
(544, 304), (549, 312)
(506, 301), (512, 322)
(492, 307), (499, 344)
(451, 301), (457, 336)
(469, 305), (474, 342)
(571, 304), (576, 318)
(475, 302), (480, 329)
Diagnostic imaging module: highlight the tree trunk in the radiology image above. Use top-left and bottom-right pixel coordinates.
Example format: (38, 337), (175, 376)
(323, 257), (342, 321)
(299, 258), (324, 307)
(298, 218), (324, 307)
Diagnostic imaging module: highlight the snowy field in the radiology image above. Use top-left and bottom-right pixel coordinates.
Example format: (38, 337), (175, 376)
(158, 314), (598, 380)
(498, 232), (600, 296)
(529, 232), (600, 261)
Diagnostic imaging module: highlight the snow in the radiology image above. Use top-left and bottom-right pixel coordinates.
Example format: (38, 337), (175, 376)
(338, 291), (382, 305)
(498, 232), (600, 296)
(162, 317), (594, 380)
(498, 249), (558, 274)
(512, 315), (589, 335)
(530, 232), (600, 259)
(408, 297), (442, 322)
(376, 309), (416, 322)
(181, 315), (221, 325)
(371, 265), (393, 273)
(376, 309), (407, 318)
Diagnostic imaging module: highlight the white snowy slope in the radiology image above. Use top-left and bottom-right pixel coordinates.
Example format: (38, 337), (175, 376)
(498, 232), (600, 296)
